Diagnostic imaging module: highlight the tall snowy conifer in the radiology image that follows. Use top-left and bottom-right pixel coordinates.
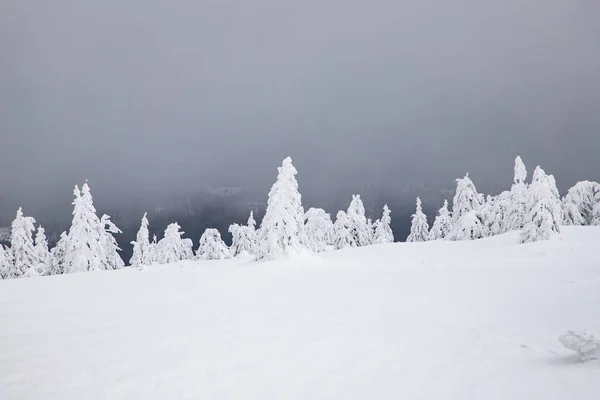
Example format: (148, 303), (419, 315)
(304, 207), (334, 252)
(429, 200), (452, 240)
(451, 174), (483, 223)
(10, 208), (38, 278)
(373, 204), (394, 244)
(50, 232), (68, 275)
(63, 184), (106, 273)
(98, 214), (124, 270)
(255, 157), (308, 261)
(406, 197), (430, 242)
(130, 213), (151, 267)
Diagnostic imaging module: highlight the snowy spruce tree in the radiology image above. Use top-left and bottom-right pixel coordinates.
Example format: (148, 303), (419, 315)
(10, 208), (38, 278)
(406, 197), (429, 242)
(592, 190), (600, 226)
(489, 191), (511, 235)
(34, 226), (51, 275)
(505, 156), (529, 232)
(99, 214), (124, 270)
(63, 183), (109, 273)
(197, 229), (231, 260)
(255, 157), (308, 261)
(478, 195), (497, 237)
(49, 232), (68, 275)
(156, 223), (194, 264)
(332, 210), (353, 250)
(446, 210), (487, 241)
(562, 181), (600, 226)
(304, 207), (334, 252)
(451, 174), (483, 223)
(520, 166), (562, 243)
(0, 245), (11, 279)
(429, 200), (451, 240)
(130, 213), (152, 267)
(346, 195), (372, 247)
(373, 204), (394, 244)
(229, 211), (258, 257)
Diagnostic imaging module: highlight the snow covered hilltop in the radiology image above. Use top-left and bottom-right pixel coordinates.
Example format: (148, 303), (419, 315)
(0, 227), (599, 399)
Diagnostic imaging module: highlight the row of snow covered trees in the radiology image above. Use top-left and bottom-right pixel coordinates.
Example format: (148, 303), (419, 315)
(406, 156), (600, 244)
(2, 156), (598, 278)
(129, 157), (394, 266)
(1, 157), (394, 278)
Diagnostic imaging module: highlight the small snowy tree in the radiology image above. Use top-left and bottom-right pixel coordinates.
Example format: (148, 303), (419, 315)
(304, 207), (334, 252)
(197, 228), (231, 260)
(346, 195), (371, 247)
(229, 211), (258, 257)
(34, 226), (51, 275)
(373, 204), (394, 244)
(332, 210), (353, 250)
(446, 210), (486, 241)
(99, 214), (124, 270)
(507, 157), (530, 232)
(49, 232), (68, 275)
(10, 208), (38, 278)
(562, 181), (600, 226)
(130, 213), (151, 267)
(429, 200), (452, 240)
(63, 184), (106, 273)
(0, 245), (11, 279)
(255, 157), (309, 261)
(520, 166), (562, 243)
(156, 223), (194, 264)
(477, 195), (497, 238)
(406, 197), (430, 242)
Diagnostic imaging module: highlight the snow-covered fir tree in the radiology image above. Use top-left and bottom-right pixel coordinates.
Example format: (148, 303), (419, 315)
(373, 204), (394, 244)
(197, 228), (231, 260)
(520, 166), (562, 243)
(406, 197), (430, 242)
(229, 211), (258, 257)
(98, 214), (124, 270)
(332, 210), (353, 250)
(304, 207), (334, 252)
(49, 232), (68, 275)
(346, 195), (372, 247)
(130, 213), (151, 267)
(446, 210), (486, 241)
(255, 157), (308, 261)
(451, 174), (484, 223)
(0, 245), (11, 279)
(156, 223), (194, 264)
(34, 226), (51, 275)
(9, 208), (38, 278)
(489, 191), (511, 235)
(562, 181), (600, 226)
(478, 195), (497, 237)
(148, 235), (158, 265)
(63, 184), (107, 273)
(429, 200), (452, 240)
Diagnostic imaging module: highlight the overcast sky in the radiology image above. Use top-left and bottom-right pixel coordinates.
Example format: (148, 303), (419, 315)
(2, 0), (600, 215)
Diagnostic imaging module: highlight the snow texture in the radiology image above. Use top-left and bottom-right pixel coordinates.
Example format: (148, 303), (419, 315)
(0, 227), (598, 399)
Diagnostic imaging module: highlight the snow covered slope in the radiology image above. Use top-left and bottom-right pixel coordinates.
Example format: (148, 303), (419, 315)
(1, 227), (599, 399)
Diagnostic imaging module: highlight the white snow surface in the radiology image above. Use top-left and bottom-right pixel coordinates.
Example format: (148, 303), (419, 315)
(1, 227), (599, 399)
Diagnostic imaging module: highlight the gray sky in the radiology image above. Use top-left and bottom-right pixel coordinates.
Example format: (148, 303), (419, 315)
(2, 0), (600, 215)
